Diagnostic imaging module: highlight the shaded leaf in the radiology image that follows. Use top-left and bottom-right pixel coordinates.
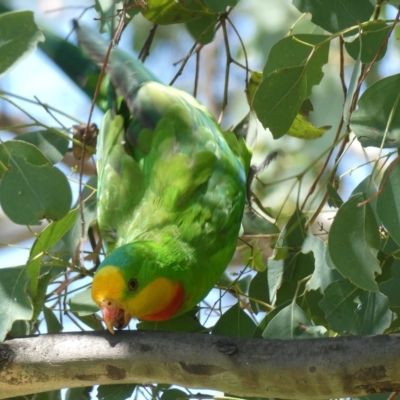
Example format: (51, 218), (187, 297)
(0, 141), (72, 225)
(186, 14), (217, 44)
(345, 20), (390, 63)
(0, 267), (33, 342)
(328, 193), (380, 292)
(262, 302), (326, 339)
(138, 310), (205, 332)
(242, 208), (279, 235)
(161, 389), (188, 400)
(303, 235), (341, 293)
(16, 130), (69, 164)
(350, 73), (400, 148)
(327, 182), (344, 208)
(253, 66), (307, 138)
(249, 270), (270, 314)
(69, 289), (99, 316)
(202, 0), (238, 13)
(319, 280), (362, 335)
(65, 387), (91, 400)
(43, 306), (62, 333)
(292, 0), (374, 33)
(26, 208), (78, 297)
(212, 303), (256, 338)
(377, 159), (400, 246)
(97, 384), (136, 400)
(379, 259), (400, 307)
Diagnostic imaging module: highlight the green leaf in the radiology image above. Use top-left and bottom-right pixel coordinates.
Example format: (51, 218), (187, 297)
(0, 141), (72, 225)
(161, 389), (188, 400)
(328, 193), (380, 292)
(72, 312), (104, 331)
(249, 270), (270, 314)
(274, 253), (314, 307)
(137, 310), (205, 332)
(268, 208), (309, 304)
(35, 390), (63, 400)
(63, 176), (98, 256)
(202, 0), (238, 13)
(327, 182), (344, 208)
(212, 303), (256, 338)
(350, 73), (400, 148)
(26, 208), (78, 297)
(16, 130), (69, 164)
(356, 291), (395, 335)
(69, 289), (99, 316)
(242, 243), (266, 272)
(321, 280), (394, 335)
(43, 306), (62, 333)
(65, 387), (91, 400)
(186, 14), (217, 45)
(97, 384), (136, 400)
(241, 208), (279, 235)
(0, 139), (49, 179)
(377, 159), (400, 246)
(274, 207), (307, 253)
(262, 303), (326, 339)
(292, 0), (374, 33)
(345, 20), (390, 63)
(142, 0), (210, 24)
(303, 235), (341, 293)
(0, 267), (33, 342)
(319, 280), (363, 335)
(287, 114), (330, 139)
(262, 34), (330, 99)
(0, 10), (44, 77)
(253, 34), (329, 138)
(379, 259), (400, 307)
(8, 320), (30, 338)
(351, 175), (379, 225)
(253, 66), (307, 138)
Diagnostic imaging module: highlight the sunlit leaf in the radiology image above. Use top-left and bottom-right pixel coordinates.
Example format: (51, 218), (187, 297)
(287, 114), (330, 139)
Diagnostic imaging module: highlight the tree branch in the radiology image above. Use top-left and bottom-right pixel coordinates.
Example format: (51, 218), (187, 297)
(1, 331), (400, 399)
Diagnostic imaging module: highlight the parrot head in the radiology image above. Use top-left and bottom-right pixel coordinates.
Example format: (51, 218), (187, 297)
(91, 241), (186, 333)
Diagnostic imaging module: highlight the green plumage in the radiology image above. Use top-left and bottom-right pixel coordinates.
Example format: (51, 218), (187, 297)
(77, 23), (250, 322)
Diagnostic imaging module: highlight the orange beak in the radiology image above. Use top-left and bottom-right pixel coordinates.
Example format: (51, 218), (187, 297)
(99, 299), (131, 334)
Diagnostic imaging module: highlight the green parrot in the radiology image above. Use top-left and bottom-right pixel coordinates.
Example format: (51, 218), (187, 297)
(76, 23), (250, 333)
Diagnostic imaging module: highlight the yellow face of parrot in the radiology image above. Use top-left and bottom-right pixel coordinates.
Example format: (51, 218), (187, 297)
(91, 262), (185, 333)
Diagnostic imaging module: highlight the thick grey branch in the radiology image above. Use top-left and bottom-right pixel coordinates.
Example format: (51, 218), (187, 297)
(1, 331), (400, 399)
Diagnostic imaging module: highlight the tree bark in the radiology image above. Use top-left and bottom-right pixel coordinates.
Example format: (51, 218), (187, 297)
(1, 331), (400, 399)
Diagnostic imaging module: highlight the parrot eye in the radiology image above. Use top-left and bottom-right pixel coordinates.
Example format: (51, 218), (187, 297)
(128, 278), (138, 291)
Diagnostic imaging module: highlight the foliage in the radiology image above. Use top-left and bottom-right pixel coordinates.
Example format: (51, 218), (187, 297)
(1, 0), (400, 399)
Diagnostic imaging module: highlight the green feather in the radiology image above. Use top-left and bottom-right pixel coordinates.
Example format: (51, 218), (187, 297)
(76, 23), (250, 321)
